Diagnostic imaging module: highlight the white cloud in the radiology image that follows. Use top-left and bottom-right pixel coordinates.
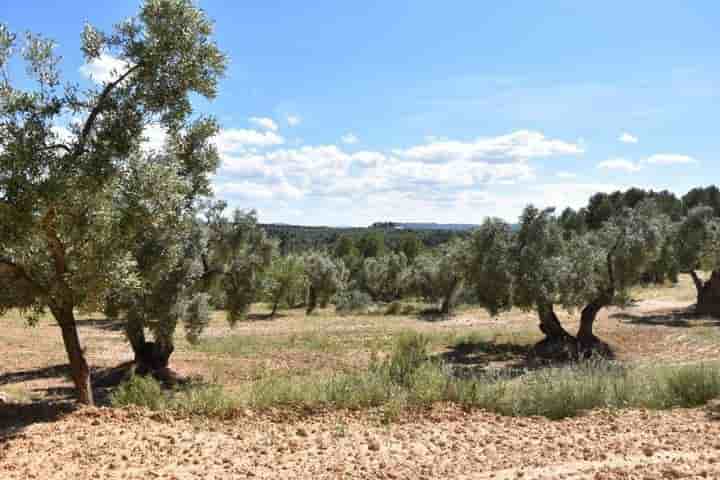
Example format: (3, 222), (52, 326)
(395, 130), (583, 164)
(141, 124), (167, 153)
(249, 117), (279, 131)
(213, 130), (588, 223)
(556, 171), (578, 179)
(286, 115), (302, 127)
(214, 128), (285, 153)
(644, 154), (697, 165)
(597, 158), (642, 173)
(79, 53), (131, 84)
(341, 133), (359, 144)
(619, 132), (638, 144)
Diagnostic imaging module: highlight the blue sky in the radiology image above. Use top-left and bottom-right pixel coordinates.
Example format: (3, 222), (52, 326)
(3, 1), (719, 225)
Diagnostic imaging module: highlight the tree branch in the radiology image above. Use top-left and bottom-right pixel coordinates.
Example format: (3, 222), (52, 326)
(75, 62), (142, 157)
(39, 144), (72, 154)
(689, 270), (704, 294)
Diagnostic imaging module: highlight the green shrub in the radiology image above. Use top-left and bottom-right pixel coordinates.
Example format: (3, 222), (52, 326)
(664, 364), (720, 407)
(110, 375), (165, 410)
(385, 301), (403, 315)
(335, 290), (373, 315)
(111, 375), (236, 417)
(168, 383), (238, 417)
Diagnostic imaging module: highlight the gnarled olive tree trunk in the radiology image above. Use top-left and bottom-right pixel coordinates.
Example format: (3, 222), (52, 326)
(306, 285), (318, 315)
(440, 278), (463, 315)
(51, 305), (94, 405)
(691, 270), (720, 317)
(576, 299), (612, 357)
(533, 300), (613, 361)
(533, 304), (578, 361)
(125, 315), (176, 383)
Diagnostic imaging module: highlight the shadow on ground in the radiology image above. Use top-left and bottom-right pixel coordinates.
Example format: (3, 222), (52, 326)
(416, 308), (451, 322)
(246, 313), (286, 321)
(611, 306), (720, 328)
(436, 338), (535, 379)
(0, 401), (77, 439)
(76, 316), (125, 332)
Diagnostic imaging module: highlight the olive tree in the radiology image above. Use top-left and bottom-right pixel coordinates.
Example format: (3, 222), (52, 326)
(202, 205), (275, 324)
(104, 119), (225, 376)
(408, 239), (467, 314)
(466, 203), (666, 359)
(264, 254), (307, 316)
(0, 0), (225, 404)
(361, 252), (408, 302)
(304, 251), (348, 314)
(674, 206), (720, 315)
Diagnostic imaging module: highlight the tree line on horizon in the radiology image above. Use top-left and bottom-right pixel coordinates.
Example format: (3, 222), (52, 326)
(2, 1), (720, 405)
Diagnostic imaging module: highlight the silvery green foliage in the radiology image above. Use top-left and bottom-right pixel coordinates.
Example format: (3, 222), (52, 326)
(361, 252), (408, 302)
(512, 206), (567, 312)
(182, 293), (211, 344)
(408, 239), (468, 313)
(304, 251), (349, 313)
(204, 206), (276, 326)
(466, 218), (515, 316)
(264, 254), (307, 312)
(104, 144), (216, 350)
(596, 200), (667, 303)
(675, 206), (720, 273)
(0, 0), (225, 320)
(335, 289), (373, 315)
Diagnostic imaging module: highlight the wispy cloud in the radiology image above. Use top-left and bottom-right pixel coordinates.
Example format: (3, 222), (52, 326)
(79, 53), (131, 84)
(619, 132), (638, 144)
(249, 117), (278, 131)
(341, 133), (359, 144)
(598, 158), (642, 173)
(286, 115), (301, 127)
(645, 154), (697, 165)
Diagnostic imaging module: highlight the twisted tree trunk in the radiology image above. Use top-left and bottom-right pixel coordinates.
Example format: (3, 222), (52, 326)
(692, 270), (720, 317)
(126, 315), (177, 383)
(576, 299), (612, 357)
(533, 304), (578, 361)
(52, 306), (94, 405)
(440, 278), (462, 315)
(306, 285), (318, 314)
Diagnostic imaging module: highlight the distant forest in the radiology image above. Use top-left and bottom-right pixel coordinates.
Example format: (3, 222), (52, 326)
(262, 186), (720, 256)
(260, 223), (465, 256)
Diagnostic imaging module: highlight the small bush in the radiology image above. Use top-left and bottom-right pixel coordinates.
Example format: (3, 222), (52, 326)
(664, 364), (720, 407)
(111, 375), (236, 417)
(168, 382), (238, 417)
(386, 331), (431, 387)
(110, 375), (165, 410)
(335, 290), (373, 315)
(385, 301), (402, 315)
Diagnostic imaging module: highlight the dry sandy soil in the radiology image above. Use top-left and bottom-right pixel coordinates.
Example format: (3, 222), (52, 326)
(2, 275), (720, 479)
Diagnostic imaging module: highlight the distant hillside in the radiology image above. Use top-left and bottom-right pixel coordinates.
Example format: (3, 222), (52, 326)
(259, 222), (466, 254)
(372, 222), (479, 231)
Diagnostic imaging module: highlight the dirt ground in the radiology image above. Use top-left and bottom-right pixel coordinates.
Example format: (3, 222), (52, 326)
(3, 275), (720, 479)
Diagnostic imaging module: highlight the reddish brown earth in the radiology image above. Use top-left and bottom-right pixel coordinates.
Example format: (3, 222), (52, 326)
(3, 405), (720, 479)
(2, 277), (720, 479)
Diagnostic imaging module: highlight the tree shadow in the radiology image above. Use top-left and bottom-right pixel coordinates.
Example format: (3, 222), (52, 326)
(76, 316), (125, 332)
(247, 313), (286, 321)
(416, 308), (450, 322)
(435, 338), (535, 379)
(611, 307), (720, 328)
(0, 401), (77, 439)
(0, 364), (70, 387)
